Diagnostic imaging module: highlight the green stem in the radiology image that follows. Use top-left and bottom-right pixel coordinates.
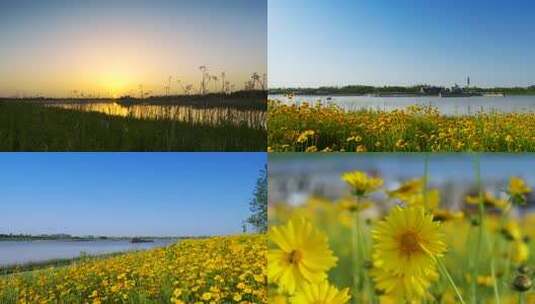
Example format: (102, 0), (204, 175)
(490, 256), (500, 304)
(485, 222), (501, 304)
(356, 215), (375, 304)
(504, 242), (513, 285)
(519, 292), (525, 304)
(473, 155), (501, 304)
(421, 242), (465, 304)
(472, 155), (484, 303)
(466, 225), (477, 303)
(436, 257), (466, 304)
(351, 211), (360, 304)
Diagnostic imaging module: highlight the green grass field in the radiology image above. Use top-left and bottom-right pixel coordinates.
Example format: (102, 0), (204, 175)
(0, 102), (266, 151)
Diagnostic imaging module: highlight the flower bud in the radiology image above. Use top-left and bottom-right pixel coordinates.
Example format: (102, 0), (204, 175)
(512, 274), (532, 292)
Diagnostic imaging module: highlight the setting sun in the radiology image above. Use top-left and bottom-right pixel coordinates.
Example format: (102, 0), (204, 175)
(99, 71), (130, 97)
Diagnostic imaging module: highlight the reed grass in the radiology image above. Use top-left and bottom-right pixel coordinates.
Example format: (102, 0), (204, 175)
(0, 102), (266, 151)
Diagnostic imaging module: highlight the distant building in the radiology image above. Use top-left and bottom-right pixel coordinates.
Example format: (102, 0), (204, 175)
(419, 86), (444, 95)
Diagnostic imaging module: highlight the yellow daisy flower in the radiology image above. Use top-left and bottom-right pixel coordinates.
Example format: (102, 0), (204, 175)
(372, 206), (446, 277)
(268, 218), (338, 294)
(371, 266), (438, 302)
(432, 209), (464, 222)
(508, 176), (532, 205)
(508, 177), (531, 196)
(290, 281), (350, 304)
(341, 171), (383, 196)
(404, 188), (441, 210)
(476, 275), (495, 287)
(501, 221), (522, 241)
(512, 241), (529, 263)
(465, 191), (508, 209)
(270, 294), (289, 304)
(387, 178), (424, 200)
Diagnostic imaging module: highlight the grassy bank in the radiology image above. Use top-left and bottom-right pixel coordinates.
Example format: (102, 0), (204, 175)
(268, 101), (535, 152)
(0, 102), (266, 151)
(0, 235), (266, 303)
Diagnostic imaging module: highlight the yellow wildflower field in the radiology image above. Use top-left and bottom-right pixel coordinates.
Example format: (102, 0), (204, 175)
(0, 235), (266, 304)
(269, 171), (535, 303)
(268, 101), (535, 152)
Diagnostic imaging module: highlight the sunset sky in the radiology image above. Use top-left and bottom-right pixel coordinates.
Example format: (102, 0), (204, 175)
(0, 0), (266, 98)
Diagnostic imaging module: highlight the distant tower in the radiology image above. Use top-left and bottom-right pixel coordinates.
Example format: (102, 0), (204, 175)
(467, 76), (470, 88)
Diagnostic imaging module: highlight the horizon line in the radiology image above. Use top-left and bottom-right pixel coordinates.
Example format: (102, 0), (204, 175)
(269, 83), (535, 90)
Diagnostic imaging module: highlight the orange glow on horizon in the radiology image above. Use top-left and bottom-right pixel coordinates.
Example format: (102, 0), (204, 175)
(0, 1), (267, 98)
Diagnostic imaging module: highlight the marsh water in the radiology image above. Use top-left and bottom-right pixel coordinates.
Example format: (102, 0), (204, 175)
(0, 239), (175, 266)
(270, 95), (535, 116)
(48, 102), (266, 129)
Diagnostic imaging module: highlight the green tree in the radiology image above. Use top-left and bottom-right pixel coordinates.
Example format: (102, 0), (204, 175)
(247, 165), (267, 232)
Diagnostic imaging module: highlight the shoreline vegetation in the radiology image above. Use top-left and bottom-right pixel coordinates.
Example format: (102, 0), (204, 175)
(0, 100), (266, 152)
(0, 252), (131, 277)
(2, 90), (267, 111)
(0, 234), (266, 303)
(268, 101), (535, 152)
(0, 90), (267, 152)
(270, 85), (535, 96)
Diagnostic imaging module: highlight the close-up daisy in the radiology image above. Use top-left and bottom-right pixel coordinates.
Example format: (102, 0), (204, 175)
(291, 281), (350, 304)
(268, 218), (338, 294)
(372, 206), (447, 277)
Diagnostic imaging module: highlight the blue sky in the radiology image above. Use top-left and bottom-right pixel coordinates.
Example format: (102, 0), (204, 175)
(0, 0), (266, 97)
(269, 0), (535, 88)
(0, 153), (266, 237)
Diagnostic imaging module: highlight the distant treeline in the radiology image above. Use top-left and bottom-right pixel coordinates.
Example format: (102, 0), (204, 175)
(475, 86), (535, 95)
(117, 90), (267, 111)
(269, 85), (535, 96)
(0, 90), (267, 111)
(0, 233), (83, 241)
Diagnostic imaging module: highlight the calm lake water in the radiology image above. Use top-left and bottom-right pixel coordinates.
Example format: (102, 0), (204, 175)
(47, 103), (266, 129)
(270, 94), (535, 115)
(0, 239), (175, 266)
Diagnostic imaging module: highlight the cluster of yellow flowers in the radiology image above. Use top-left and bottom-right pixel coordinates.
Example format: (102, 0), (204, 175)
(268, 171), (535, 303)
(0, 235), (266, 304)
(267, 101), (535, 152)
(268, 218), (350, 303)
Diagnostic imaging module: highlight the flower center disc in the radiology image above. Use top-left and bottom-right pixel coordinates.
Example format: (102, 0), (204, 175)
(399, 231), (421, 255)
(288, 249), (303, 265)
